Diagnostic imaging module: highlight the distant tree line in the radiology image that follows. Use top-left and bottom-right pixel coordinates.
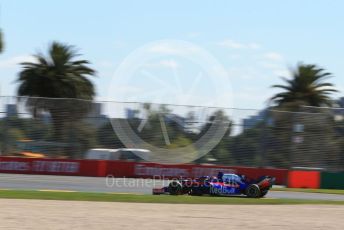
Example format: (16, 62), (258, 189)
(1, 41), (342, 170)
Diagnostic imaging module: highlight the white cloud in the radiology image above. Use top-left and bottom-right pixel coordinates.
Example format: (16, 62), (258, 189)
(248, 43), (261, 49)
(149, 44), (177, 54)
(218, 39), (261, 50)
(0, 55), (36, 68)
(263, 52), (284, 61)
(259, 59), (289, 77)
(259, 52), (288, 77)
(218, 39), (245, 49)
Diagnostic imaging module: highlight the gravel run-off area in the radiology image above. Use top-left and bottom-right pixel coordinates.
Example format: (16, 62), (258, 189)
(0, 199), (343, 230)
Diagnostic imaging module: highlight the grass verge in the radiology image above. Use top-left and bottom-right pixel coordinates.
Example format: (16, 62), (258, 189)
(0, 190), (343, 205)
(272, 188), (344, 195)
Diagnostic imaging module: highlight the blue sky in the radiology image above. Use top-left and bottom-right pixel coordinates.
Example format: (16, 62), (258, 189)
(0, 0), (343, 110)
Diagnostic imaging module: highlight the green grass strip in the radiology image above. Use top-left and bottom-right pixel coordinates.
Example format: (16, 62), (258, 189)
(0, 190), (344, 205)
(272, 188), (344, 195)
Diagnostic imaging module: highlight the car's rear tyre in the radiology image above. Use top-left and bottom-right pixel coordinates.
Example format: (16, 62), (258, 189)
(246, 184), (261, 198)
(260, 190), (268, 198)
(190, 188), (203, 196)
(168, 181), (183, 195)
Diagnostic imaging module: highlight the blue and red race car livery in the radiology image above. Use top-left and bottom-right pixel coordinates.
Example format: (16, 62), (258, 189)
(153, 172), (275, 198)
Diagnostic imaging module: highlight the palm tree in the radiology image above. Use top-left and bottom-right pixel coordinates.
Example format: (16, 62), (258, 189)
(18, 41), (95, 99)
(271, 63), (337, 107)
(17, 41), (96, 139)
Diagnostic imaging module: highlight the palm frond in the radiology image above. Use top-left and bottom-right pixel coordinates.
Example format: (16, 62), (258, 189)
(270, 63), (337, 107)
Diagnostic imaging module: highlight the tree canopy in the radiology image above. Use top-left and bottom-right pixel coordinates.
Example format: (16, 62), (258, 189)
(16, 42), (96, 140)
(271, 63), (337, 107)
(17, 41), (95, 99)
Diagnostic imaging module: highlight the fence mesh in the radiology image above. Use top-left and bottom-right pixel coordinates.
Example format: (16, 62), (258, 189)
(0, 96), (343, 171)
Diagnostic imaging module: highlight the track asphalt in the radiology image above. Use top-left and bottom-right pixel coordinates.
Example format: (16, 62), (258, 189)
(1, 173), (344, 201)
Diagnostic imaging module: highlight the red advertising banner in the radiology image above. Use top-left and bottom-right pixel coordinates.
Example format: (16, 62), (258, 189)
(0, 157), (106, 177)
(288, 170), (320, 189)
(0, 157), (288, 185)
(105, 161), (288, 185)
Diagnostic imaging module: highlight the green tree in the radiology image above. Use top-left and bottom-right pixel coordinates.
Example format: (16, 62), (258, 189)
(18, 41), (95, 99)
(17, 41), (96, 139)
(195, 110), (233, 164)
(67, 122), (97, 159)
(271, 63), (337, 108)
(97, 121), (124, 149)
(270, 64), (339, 168)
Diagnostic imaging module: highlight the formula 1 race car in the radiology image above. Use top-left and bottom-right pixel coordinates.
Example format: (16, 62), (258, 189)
(152, 172), (275, 198)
